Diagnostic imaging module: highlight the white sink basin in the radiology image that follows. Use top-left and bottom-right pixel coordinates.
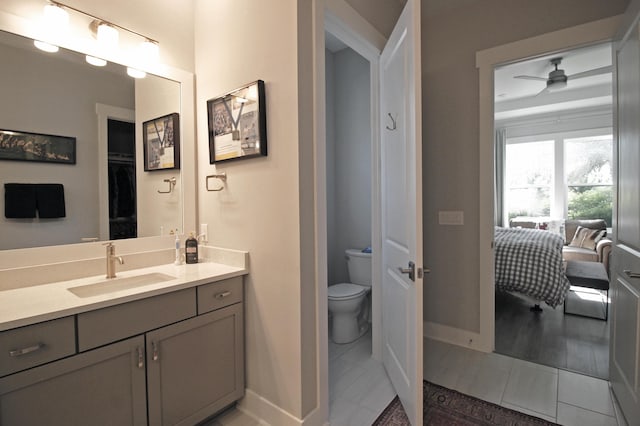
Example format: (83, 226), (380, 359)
(68, 272), (175, 298)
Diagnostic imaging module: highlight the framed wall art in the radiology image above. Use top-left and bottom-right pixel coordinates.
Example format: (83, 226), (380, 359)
(207, 80), (267, 163)
(0, 129), (76, 164)
(143, 112), (180, 171)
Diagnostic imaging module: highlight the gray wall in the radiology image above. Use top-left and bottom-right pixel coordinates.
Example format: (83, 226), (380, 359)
(326, 47), (371, 286)
(421, 0), (629, 332)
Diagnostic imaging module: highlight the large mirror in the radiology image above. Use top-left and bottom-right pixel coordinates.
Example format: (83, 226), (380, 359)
(0, 30), (185, 250)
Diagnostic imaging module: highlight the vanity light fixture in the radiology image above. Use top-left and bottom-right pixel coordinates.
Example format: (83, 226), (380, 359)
(127, 67), (146, 79)
(86, 55), (107, 66)
(37, 1), (160, 72)
(43, 2), (69, 29)
(96, 21), (119, 50)
(34, 40), (59, 53)
(139, 39), (160, 62)
(33, 2), (69, 52)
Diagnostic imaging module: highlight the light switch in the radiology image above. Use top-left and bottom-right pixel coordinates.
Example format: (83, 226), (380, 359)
(439, 210), (464, 225)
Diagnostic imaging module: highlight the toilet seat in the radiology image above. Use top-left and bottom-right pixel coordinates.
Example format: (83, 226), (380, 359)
(328, 283), (368, 300)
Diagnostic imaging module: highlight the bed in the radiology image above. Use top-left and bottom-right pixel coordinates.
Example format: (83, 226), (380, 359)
(495, 227), (570, 308)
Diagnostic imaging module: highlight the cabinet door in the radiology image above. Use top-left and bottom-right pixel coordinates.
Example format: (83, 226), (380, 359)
(147, 303), (244, 426)
(0, 336), (147, 426)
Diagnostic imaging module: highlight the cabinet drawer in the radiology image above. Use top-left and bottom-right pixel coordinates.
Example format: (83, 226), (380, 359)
(0, 316), (75, 377)
(78, 288), (196, 352)
(197, 276), (243, 314)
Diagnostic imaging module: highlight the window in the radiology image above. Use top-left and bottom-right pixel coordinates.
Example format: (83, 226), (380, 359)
(505, 141), (553, 219)
(503, 132), (613, 227)
(565, 135), (613, 225)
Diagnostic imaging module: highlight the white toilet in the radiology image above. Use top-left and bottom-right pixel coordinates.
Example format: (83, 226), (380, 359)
(328, 248), (372, 344)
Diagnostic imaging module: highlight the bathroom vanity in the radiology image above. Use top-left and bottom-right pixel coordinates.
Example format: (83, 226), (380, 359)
(0, 260), (247, 426)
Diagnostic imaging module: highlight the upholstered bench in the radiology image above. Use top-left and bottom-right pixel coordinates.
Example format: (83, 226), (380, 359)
(564, 260), (609, 320)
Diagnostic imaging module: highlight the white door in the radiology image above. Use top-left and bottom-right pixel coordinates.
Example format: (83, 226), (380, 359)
(380, 1), (423, 424)
(610, 1), (640, 422)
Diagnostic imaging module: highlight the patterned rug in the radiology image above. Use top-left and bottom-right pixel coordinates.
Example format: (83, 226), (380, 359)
(373, 381), (559, 425)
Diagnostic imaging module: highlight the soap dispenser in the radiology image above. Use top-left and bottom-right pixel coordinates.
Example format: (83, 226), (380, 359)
(185, 232), (198, 264)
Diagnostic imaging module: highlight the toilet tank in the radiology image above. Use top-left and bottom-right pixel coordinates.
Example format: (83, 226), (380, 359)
(345, 249), (372, 286)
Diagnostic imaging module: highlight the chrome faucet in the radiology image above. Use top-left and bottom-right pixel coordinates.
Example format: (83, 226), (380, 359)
(104, 242), (124, 279)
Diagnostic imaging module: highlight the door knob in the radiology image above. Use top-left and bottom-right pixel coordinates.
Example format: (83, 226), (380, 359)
(398, 261), (415, 281)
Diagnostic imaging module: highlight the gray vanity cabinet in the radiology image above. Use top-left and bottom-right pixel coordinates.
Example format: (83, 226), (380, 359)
(0, 275), (245, 426)
(146, 303), (244, 426)
(0, 336), (148, 425)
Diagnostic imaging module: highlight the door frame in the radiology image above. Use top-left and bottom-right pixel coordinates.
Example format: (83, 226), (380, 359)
(313, 0), (386, 422)
(475, 16), (623, 353)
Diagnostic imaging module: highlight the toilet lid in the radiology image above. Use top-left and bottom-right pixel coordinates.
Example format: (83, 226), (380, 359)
(328, 283), (367, 300)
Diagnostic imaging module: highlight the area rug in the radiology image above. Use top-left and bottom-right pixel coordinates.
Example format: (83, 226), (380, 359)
(372, 381), (559, 425)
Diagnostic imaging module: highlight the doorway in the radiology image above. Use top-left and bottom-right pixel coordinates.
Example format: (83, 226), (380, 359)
(107, 119), (137, 240)
(492, 43), (613, 379)
(324, 28), (396, 424)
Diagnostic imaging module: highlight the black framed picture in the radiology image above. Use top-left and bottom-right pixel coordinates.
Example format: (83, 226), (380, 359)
(143, 112), (180, 171)
(0, 129), (76, 164)
(207, 80), (267, 163)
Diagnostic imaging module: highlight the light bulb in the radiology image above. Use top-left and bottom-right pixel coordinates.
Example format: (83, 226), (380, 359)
(34, 40), (59, 53)
(43, 3), (69, 29)
(139, 39), (159, 63)
(127, 67), (146, 79)
(86, 55), (107, 66)
(97, 23), (119, 50)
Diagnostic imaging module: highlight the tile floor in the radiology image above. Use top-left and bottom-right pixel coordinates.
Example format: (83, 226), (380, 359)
(328, 330), (396, 425)
(205, 335), (628, 426)
(425, 338), (626, 426)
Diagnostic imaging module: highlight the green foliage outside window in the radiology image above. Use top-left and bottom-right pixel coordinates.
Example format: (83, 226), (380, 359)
(567, 186), (612, 226)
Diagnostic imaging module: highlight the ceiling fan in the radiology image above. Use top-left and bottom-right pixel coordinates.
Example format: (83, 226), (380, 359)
(514, 57), (612, 96)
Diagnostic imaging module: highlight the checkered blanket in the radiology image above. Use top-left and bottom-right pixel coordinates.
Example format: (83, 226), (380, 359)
(495, 227), (570, 307)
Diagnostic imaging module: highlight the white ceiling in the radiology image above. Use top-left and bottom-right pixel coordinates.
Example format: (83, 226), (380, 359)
(494, 42), (612, 121)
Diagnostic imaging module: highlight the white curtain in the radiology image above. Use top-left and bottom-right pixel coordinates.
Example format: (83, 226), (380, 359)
(494, 128), (506, 227)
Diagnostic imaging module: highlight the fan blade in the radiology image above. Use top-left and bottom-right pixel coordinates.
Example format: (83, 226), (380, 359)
(514, 75), (547, 81)
(534, 86), (550, 97)
(568, 65), (612, 80)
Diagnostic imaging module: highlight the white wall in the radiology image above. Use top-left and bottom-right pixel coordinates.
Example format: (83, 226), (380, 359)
(194, 0), (310, 420)
(422, 0), (628, 334)
(326, 47), (372, 286)
(0, 41), (134, 249)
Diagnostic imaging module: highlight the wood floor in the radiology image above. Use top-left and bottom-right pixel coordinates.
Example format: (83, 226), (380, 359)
(495, 289), (610, 380)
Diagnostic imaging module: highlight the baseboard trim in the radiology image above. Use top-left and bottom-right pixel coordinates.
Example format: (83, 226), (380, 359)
(238, 389), (303, 426)
(424, 321), (490, 352)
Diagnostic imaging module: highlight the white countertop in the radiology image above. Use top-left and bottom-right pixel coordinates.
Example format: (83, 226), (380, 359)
(0, 261), (247, 332)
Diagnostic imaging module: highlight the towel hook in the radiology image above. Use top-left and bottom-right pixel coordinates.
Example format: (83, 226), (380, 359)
(206, 172), (227, 191)
(158, 177), (177, 193)
(386, 113), (397, 131)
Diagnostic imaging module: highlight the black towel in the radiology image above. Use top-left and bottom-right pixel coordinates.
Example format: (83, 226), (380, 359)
(4, 183), (37, 218)
(36, 184), (65, 218)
